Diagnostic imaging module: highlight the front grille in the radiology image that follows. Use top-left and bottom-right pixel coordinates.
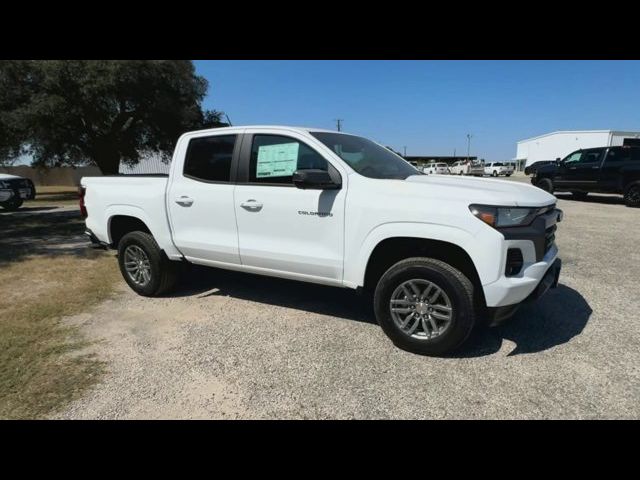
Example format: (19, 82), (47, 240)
(544, 224), (556, 254)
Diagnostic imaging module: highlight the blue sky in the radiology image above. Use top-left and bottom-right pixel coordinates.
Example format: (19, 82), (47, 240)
(194, 60), (640, 160)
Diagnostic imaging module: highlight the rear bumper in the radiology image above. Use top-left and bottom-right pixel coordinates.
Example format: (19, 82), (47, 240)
(485, 258), (561, 326)
(85, 229), (109, 249)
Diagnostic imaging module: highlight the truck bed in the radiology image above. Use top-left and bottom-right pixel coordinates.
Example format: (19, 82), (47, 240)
(81, 175), (180, 258)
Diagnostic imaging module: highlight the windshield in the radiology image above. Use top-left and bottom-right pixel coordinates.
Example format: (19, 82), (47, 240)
(310, 132), (419, 179)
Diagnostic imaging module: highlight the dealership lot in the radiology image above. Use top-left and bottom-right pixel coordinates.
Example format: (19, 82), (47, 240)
(46, 176), (637, 419)
(4, 178), (638, 419)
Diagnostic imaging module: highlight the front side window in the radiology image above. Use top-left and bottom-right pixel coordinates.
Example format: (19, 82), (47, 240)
(184, 135), (236, 182)
(310, 132), (419, 180)
(249, 135), (328, 184)
(563, 151), (584, 165)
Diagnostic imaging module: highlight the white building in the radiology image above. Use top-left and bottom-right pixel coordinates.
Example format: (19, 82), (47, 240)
(516, 130), (640, 168)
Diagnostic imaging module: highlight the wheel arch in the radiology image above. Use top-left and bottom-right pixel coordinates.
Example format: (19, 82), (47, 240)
(351, 227), (488, 309)
(108, 214), (152, 247)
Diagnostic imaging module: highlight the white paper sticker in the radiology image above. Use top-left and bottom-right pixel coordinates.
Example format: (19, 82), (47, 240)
(256, 142), (299, 178)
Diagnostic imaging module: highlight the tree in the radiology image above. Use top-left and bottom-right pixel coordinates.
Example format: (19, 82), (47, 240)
(0, 60), (225, 174)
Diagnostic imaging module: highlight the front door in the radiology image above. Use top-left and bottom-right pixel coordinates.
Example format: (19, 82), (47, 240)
(554, 148), (603, 190)
(167, 133), (241, 265)
(234, 132), (346, 283)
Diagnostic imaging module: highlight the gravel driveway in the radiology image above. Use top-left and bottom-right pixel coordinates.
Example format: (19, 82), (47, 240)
(54, 185), (640, 419)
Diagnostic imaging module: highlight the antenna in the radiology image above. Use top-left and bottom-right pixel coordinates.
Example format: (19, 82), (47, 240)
(225, 114), (233, 126)
(334, 119), (343, 132)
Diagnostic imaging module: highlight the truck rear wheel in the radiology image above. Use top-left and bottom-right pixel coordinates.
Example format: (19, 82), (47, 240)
(117, 231), (178, 297)
(373, 257), (476, 356)
(624, 183), (640, 207)
(535, 177), (554, 193)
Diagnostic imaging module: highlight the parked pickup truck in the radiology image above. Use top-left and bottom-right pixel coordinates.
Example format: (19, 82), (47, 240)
(0, 173), (36, 210)
(82, 126), (563, 355)
(532, 146), (640, 207)
(484, 162), (514, 177)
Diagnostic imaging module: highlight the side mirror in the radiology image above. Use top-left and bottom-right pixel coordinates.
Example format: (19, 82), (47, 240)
(555, 157), (561, 163)
(292, 169), (340, 190)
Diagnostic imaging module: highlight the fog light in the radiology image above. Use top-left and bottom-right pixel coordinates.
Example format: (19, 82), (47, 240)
(505, 248), (523, 276)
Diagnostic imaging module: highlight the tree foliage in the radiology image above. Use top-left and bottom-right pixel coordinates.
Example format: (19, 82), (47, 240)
(0, 60), (226, 173)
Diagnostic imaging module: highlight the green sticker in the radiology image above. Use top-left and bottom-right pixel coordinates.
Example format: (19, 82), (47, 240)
(256, 142), (299, 178)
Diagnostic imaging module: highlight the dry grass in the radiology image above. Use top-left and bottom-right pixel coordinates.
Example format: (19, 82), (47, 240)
(0, 202), (121, 419)
(26, 186), (79, 206)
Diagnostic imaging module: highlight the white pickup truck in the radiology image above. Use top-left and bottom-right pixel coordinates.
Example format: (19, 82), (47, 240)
(81, 126), (563, 355)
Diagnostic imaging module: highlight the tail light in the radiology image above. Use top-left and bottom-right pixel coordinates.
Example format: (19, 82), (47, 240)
(79, 186), (87, 218)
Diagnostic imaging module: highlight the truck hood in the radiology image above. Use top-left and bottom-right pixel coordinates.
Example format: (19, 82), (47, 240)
(0, 173), (23, 180)
(404, 174), (556, 207)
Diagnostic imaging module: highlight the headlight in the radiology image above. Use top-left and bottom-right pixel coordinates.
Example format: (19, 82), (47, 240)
(0, 181), (9, 188)
(469, 204), (541, 228)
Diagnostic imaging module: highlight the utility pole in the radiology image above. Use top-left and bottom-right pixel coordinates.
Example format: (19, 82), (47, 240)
(403, 146), (407, 157)
(335, 119), (343, 132)
(466, 134), (473, 162)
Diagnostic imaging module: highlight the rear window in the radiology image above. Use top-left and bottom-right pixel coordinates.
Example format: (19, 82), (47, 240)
(183, 135), (237, 182)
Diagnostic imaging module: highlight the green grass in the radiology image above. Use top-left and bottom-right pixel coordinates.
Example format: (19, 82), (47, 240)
(0, 200), (121, 419)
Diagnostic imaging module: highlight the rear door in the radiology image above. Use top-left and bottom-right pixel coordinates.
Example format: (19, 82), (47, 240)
(598, 147), (637, 192)
(234, 130), (347, 283)
(167, 132), (241, 265)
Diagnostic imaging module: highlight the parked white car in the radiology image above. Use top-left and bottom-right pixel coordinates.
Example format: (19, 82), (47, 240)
(81, 126), (562, 356)
(484, 162), (514, 177)
(423, 162), (450, 175)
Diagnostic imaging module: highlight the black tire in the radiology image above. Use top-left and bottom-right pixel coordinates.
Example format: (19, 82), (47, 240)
(570, 191), (588, 200)
(492, 171), (498, 177)
(373, 257), (476, 356)
(535, 177), (554, 193)
(624, 183), (640, 207)
(1, 198), (23, 211)
(505, 173), (512, 177)
(117, 231), (178, 296)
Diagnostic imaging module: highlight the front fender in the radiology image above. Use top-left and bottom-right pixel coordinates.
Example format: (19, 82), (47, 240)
(344, 222), (504, 288)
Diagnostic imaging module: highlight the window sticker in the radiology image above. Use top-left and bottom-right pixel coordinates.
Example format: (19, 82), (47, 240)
(256, 142), (299, 178)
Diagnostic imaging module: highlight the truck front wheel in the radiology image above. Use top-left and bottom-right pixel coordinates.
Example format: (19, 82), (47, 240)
(0, 198), (24, 211)
(535, 177), (554, 193)
(117, 231), (178, 297)
(373, 257), (476, 356)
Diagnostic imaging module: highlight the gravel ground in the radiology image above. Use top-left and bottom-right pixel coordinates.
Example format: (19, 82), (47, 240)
(51, 179), (640, 419)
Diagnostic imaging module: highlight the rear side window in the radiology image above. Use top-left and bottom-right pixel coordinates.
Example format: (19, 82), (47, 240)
(249, 135), (328, 185)
(605, 147), (640, 163)
(184, 135), (237, 182)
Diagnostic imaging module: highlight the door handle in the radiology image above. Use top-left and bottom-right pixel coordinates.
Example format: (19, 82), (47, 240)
(240, 199), (263, 211)
(175, 196), (194, 207)
(568, 167), (577, 170)
(592, 166), (599, 169)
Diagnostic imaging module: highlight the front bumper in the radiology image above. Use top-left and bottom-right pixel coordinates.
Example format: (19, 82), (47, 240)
(0, 186), (35, 202)
(485, 257), (561, 326)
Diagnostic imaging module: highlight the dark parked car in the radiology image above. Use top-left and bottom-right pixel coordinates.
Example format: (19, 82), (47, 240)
(524, 160), (556, 176)
(531, 146), (640, 207)
(0, 174), (36, 210)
